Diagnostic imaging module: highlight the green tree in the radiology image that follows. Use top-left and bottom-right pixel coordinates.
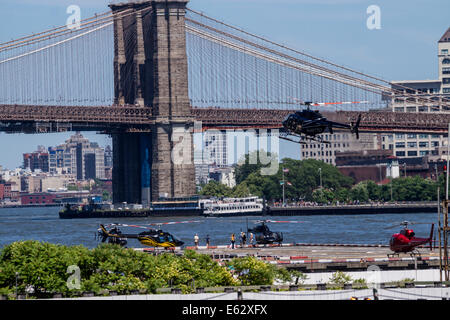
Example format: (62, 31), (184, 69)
(199, 180), (233, 198)
(312, 189), (334, 204)
(0, 241), (240, 297)
(231, 182), (251, 198)
(335, 188), (350, 203)
(226, 256), (275, 286)
(102, 190), (111, 201)
(350, 183), (369, 202)
(329, 271), (352, 286)
(365, 180), (382, 201)
(244, 172), (280, 200)
(234, 150), (278, 185)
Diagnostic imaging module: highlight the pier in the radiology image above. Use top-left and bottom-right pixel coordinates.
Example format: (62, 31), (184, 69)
(59, 202), (438, 219)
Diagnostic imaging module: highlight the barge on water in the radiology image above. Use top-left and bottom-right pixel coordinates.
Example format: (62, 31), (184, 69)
(58, 197), (205, 219)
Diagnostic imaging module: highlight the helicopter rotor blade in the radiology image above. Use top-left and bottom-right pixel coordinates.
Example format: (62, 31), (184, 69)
(143, 220), (203, 227)
(103, 221), (202, 230)
(310, 101), (369, 107)
(252, 219), (308, 224)
(108, 223), (153, 230)
(289, 97), (370, 107)
(265, 220), (308, 224)
(384, 221), (433, 229)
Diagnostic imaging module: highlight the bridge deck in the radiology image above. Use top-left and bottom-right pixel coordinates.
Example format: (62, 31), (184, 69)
(1, 104), (450, 133)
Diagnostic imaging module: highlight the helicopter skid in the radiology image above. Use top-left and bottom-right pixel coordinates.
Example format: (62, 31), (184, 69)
(279, 135), (307, 145)
(387, 250), (422, 258)
(305, 135), (331, 145)
(278, 131), (330, 145)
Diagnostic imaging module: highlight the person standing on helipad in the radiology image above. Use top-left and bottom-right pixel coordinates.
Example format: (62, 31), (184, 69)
(194, 233), (199, 247)
(230, 233), (235, 249)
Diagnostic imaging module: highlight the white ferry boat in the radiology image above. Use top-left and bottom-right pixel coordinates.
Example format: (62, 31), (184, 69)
(200, 196), (264, 217)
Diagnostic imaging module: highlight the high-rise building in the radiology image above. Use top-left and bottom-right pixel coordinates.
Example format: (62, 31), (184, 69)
(23, 151), (49, 172)
(47, 132), (105, 180)
(439, 27), (450, 94)
(382, 27), (450, 160)
(300, 132), (379, 165)
(104, 145), (113, 168)
(203, 130), (228, 167)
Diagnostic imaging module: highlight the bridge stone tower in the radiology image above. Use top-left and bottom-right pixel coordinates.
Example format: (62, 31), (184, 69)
(110, 0), (195, 204)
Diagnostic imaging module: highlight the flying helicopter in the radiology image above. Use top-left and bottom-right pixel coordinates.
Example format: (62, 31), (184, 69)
(386, 221), (435, 257)
(247, 219), (307, 245)
(97, 221), (201, 248)
(280, 99), (363, 144)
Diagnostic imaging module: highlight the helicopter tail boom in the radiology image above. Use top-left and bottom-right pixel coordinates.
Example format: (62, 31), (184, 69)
(99, 224), (109, 242)
(351, 114), (361, 139)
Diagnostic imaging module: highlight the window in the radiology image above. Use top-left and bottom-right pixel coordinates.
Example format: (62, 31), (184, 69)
(442, 49), (449, 55)
(408, 151), (418, 156)
(419, 142), (429, 148)
(408, 142), (417, 148)
(419, 134), (428, 139)
(395, 142), (405, 148)
(444, 78), (450, 84)
(407, 134), (417, 139)
(396, 151), (405, 157)
(443, 67), (450, 74)
(420, 150), (429, 156)
(418, 106), (428, 112)
(432, 141), (440, 147)
(395, 134), (404, 139)
(444, 88), (450, 94)
(443, 58), (450, 64)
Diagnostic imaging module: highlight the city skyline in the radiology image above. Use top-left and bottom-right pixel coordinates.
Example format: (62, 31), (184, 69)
(0, 0), (449, 169)
(0, 132), (111, 170)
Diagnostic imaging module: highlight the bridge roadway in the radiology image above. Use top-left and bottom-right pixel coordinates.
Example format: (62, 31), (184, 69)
(1, 104), (450, 133)
(140, 243), (442, 272)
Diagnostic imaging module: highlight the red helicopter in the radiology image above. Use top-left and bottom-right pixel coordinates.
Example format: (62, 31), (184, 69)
(387, 221), (434, 257)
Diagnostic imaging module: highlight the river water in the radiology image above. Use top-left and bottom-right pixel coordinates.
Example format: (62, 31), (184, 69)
(0, 206), (439, 249)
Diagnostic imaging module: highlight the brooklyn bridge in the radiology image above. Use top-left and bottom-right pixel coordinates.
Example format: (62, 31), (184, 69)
(1, 0), (449, 204)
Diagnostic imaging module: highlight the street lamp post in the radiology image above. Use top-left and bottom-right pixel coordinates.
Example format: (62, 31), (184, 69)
(282, 167), (285, 206)
(389, 164), (393, 202)
(318, 168), (323, 203)
(318, 168), (322, 189)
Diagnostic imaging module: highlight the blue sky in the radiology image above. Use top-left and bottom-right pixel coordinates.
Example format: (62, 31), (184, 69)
(0, 0), (449, 169)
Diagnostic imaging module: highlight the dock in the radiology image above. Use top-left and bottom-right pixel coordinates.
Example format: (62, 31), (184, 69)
(266, 202), (438, 216)
(59, 202), (438, 219)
